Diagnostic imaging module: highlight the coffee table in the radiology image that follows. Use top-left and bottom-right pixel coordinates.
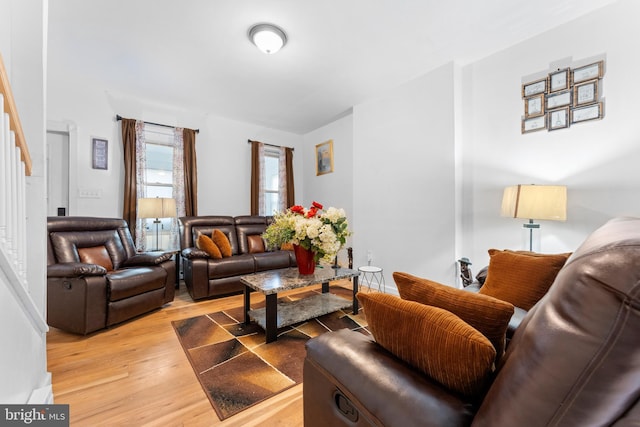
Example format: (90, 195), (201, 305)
(241, 267), (360, 343)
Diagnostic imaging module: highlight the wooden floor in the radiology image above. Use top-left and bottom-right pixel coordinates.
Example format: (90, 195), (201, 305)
(47, 280), (354, 427)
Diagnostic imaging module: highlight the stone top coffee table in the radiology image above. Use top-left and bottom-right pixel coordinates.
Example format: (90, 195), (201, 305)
(241, 267), (360, 343)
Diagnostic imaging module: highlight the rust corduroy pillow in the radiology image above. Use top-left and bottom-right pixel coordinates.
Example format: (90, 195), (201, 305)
(393, 271), (514, 359)
(78, 246), (114, 271)
(212, 229), (232, 257)
(357, 292), (496, 398)
(196, 234), (222, 259)
(479, 249), (570, 310)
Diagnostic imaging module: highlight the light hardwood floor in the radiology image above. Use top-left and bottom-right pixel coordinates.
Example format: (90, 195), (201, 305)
(47, 280), (354, 427)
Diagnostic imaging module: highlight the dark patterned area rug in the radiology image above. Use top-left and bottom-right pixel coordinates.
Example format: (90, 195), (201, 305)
(172, 286), (369, 420)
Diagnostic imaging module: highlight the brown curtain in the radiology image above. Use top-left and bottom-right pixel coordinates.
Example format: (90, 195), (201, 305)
(183, 128), (198, 216)
(121, 118), (137, 235)
(250, 140), (261, 215)
(285, 147), (295, 208)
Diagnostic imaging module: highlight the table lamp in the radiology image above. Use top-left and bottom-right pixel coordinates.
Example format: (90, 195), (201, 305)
(138, 197), (177, 251)
(501, 185), (567, 251)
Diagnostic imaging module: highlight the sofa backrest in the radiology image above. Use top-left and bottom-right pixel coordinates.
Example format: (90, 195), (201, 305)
(179, 216), (239, 254)
(234, 216), (268, 254)
(47, 217), (136, 270)
(473, 217), (640, 426)
(179, 215), (273, 256)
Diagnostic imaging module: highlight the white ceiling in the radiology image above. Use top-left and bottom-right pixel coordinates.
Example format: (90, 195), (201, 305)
(47, 0), (617, 134)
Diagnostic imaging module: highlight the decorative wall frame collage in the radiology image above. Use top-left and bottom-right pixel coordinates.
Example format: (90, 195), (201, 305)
(521, 60), (604, 134)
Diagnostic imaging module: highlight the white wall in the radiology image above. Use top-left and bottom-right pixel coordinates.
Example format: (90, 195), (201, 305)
(302, 113), (354, 266)
(46, 85), (304, 217)
(0, 0), (51, 404)
(460, 0), (640, 268)
(352, 63), (457, 290)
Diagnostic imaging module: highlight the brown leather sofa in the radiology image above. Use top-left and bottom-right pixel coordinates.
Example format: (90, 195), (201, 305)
(304, 217), (640, 426)
(178, 215), (296, 300)
(47, 217), (176, 334)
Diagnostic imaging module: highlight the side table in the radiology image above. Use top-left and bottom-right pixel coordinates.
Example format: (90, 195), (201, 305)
(358, 265), (386, 293)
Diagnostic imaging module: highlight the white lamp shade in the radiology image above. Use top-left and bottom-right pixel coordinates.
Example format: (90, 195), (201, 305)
(138, 198), (177, 219)
(249, 24), (287, 54)
(501, 185), (567, 221)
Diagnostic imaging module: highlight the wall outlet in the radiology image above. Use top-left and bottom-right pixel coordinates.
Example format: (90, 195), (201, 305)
(78, 188), (102, 198)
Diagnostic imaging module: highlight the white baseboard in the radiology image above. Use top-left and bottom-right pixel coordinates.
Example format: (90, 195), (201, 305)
(27, 373), (53, 404)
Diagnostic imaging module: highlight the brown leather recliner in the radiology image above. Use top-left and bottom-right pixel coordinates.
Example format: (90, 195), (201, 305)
(304, 216), (640, 426)
(47, 217), (176, 334)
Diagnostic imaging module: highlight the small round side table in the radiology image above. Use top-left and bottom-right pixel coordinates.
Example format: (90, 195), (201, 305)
(358, 265), (386, 293)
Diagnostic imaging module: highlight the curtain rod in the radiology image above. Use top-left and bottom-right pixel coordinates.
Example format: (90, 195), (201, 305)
(116, 115), (199, 133)
(247, 139), (294, 151)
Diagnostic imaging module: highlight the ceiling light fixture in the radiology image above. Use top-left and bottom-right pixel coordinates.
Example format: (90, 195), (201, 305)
(248, 23), (287, 54)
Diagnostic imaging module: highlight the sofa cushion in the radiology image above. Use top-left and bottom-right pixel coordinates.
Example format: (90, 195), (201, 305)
(207, 254), (256, 279)
(357, 292), (496, 398)
(212, 229), (233, 257)
(479, 249), (570, 310)
(247, 235), (265, 253)
(107, 267), (166, 301)
(393, 272), (514, 359)
(78, 246), (114, 271)
(196, 234), (222, 259)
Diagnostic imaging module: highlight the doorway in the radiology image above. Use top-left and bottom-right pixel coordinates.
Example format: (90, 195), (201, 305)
(46, 130), (69, 216)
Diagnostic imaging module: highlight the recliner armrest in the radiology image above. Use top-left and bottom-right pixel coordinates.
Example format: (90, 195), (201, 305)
(47, 262), (107, 277)
(304, 329), (476, 427)
(181, 247), (209, 259)
(122, 252), (173, 266)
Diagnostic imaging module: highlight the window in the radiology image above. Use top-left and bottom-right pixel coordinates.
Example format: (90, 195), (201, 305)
(141, 126), (179, 250)
(263, 149), (280, 215)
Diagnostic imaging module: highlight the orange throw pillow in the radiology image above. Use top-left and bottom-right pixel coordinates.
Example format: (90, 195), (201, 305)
(212, 229), (232, 257)
(393, 272), (514, 358)
(196, 234), (222, 259)
(358, 292), (496, 398)
(479, 249), (571, 310)
(78, 246), (114, 271)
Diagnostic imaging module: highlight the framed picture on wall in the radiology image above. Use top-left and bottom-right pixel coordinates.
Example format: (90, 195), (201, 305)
(524, 94), (545, 118)
(573, 79), (599, 106)
(315, 139), (334, 175)
(522, 78), (547, 98)
(572, 61), (604, 84)
(91, 137), (108, 170)
(546, 90), (571, 110)
(549, 68), (570, 92)
(571, 102), (603, 124)
(522, 115), (547, 133)
(548, 107), (569, 131)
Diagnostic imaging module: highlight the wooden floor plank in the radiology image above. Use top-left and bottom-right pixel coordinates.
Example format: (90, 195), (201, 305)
(47, 281), (353, 426)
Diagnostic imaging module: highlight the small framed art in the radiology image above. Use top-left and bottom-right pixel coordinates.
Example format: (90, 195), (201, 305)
(571, 102), (603, 124)
(549, 68), (570, 92)
(522, 78), (547, 98)
(572, 61), (604, 84)
(573, 79), (598, 106)
(548, 107), (569, 131)
(92, 137), (108, 170)
(522, 115), (547, 133)
(546, 90), (571, 110)
(524, 94), (545, 118)
(315, 139), (334, 175)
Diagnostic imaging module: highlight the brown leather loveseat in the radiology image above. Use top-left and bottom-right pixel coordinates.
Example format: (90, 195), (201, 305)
(47, 217), (176, 334)
(304, 217), (640, 426)
(179, 215), (296, 300)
